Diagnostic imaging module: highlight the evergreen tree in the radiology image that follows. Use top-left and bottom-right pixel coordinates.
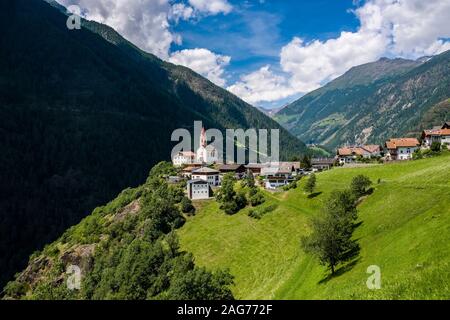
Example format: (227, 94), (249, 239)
(304, 173), (317, 194)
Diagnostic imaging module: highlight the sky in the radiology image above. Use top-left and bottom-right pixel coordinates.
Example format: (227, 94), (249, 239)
(58, 0), (450, 109)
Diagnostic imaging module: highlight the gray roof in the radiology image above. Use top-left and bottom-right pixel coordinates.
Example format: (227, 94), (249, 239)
(187, 179), (209, 185)
(192, 167), (220, 174)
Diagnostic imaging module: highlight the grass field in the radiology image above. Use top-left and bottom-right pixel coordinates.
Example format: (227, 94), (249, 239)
(178, 153), (450, 299)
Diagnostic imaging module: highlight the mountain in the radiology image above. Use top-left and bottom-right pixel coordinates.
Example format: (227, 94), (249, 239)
(256, 106), (286, 118)
(0, 0), (307, 289)
(275, 53), (450, 148)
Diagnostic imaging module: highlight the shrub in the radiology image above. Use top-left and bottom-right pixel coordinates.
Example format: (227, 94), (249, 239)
(248, 204), (278, 219)
(430, 141), (442, 152)
(181, 197), (195, 215)
(250, 191), (265, 207)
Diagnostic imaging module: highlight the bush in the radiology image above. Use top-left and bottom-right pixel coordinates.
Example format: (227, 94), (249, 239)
(430, 141), (442, 152)
(250, 191), (265, 207)
(248, 204), (278, 219)
(181, 197), (195, 215)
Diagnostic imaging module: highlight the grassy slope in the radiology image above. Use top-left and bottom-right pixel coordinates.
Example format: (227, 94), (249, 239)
(178, 153), (450, 299)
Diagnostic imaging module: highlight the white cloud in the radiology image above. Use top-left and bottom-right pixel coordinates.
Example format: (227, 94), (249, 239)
(188, 0), (233, 15)
(169, 48), (231, 86)
(57, 0), (177, 59)
(170, 3), (194, 23)
(56, 0), (232, 60)
(227, 66), (300, 105)
(229, 0), (450, 105)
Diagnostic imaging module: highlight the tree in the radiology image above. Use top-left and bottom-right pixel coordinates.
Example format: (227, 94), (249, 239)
(217, 174), (236, 203)
(304, 173), (316, 194)
(301, 155), (312, 169)
(350, 175), (372, 198)
(250, 191), (265, 207)
(302, 190), (359, 274)
(243, 170), (255, 189)
(431, 141), (442, 152)
(216, 174), (247, 215)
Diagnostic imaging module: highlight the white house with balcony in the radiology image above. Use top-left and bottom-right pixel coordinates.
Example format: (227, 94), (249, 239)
(191, 167), (220, 186)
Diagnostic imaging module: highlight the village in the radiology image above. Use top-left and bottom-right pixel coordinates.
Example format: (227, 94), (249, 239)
(172, 123), (450, 200)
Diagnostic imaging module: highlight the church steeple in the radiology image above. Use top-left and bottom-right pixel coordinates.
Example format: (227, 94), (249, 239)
(200, 127), (207, 148)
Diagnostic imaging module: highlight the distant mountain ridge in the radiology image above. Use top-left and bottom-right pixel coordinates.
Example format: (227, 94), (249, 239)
(275, 52), (450, 148)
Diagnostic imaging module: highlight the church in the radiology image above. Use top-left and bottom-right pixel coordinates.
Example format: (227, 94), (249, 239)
(196, 127), (219, 164)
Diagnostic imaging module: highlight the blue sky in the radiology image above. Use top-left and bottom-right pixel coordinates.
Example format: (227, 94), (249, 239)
(60, 0), (450, 109)
(172, 0), (359, 87)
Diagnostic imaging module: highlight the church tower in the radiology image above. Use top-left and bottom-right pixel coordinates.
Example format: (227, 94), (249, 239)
(200, 127), (207, 148)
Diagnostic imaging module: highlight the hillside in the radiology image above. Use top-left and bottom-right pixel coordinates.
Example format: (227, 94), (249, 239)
(0, 0), (307, 288)
(275, 53), (450, 148)
(6, 153), (450, 299)
(178, 153), (450, 299)
(2, 163), (235, 300)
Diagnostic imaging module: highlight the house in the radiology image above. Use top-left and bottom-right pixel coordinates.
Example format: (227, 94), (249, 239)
(187, 180), (211, 200)
(180, 164), (202, 178)
(264, 176), (294, 190)
(422, 123), (450, 147)
(261, 163), (297, 189)
(191, 167), (220, 186)
(261, 165), (292, 178)
(311, 158), (335, 171)
(385, 138), (420, 160)
(172, 151), (196, 167)
(218, 164), (246, 179)
(337, 145), (382, 164)
(245, 163), (268, 176)
(278, 162), (301, 175)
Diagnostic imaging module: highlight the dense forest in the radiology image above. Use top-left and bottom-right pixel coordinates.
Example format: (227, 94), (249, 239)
(0, 0), (307, 290)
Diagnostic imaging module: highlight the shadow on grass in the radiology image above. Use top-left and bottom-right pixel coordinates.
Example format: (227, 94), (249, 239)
(307, 192), (323, 199)
(318, 243), (361, 284)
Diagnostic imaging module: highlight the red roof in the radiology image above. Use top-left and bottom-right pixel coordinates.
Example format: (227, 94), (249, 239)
(385, 138), (420, 149)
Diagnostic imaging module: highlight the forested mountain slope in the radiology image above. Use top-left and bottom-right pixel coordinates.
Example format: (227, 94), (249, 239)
(0, 0), (306, 289)
(276, 53), (450, 148)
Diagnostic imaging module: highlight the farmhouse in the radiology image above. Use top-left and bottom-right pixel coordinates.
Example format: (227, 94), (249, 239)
(191, 167), (220, 186)
(337, 145), (382, 164)
(180, 164), (202, 178)
(187, 180), (211, 200)
(385, 138), (420, 160)
(218, 164), (246, 179)
(421, 123), (450, 147)
(261, 163), (297, 189)
(245, 163), (268, 176)
(172, 151), (196, 167)
(264, 176), (294, 190)
(312, 158), (335, 171)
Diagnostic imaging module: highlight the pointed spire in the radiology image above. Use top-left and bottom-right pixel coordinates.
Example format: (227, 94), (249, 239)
(200, 127), (207, 147)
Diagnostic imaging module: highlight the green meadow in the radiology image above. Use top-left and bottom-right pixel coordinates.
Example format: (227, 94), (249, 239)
(178, 153), (450, 299)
